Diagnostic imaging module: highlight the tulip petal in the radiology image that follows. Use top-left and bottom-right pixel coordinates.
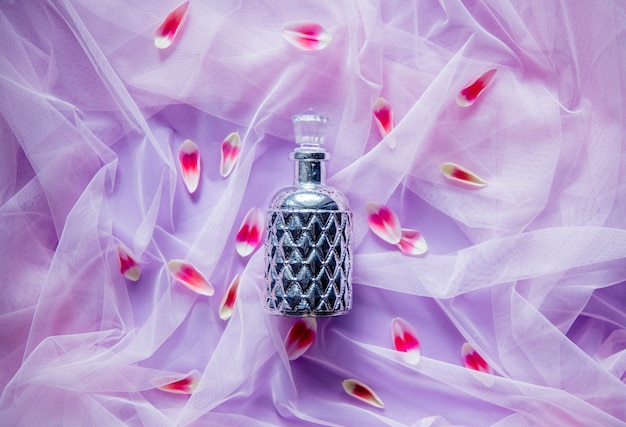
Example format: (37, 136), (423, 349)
(167, 259), (214, 296)
(219, 273), (240, 320)
(155, 0), (190, 49)
(366, 202), (402, 244)
(284, 318), (317, 361)
(397, 229), (428, 256)
(156, 372), (199, 394)
(235, 207), (264, 257)
(281, 21), (332, 51)
(342, 379), (384, 409)
(457, 68), (497, 107)
(462, 342), (493, 374)
(178, 139), (201, 194)
(220, 131), (241, 178)
(391, 317), (421, 365)
(441, 162), (487, 188)
(116, 244), (140, 281)
(372, 97), (395, 148)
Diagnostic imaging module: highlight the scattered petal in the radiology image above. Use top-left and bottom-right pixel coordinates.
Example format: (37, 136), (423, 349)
(366, 202), (402, 244)
(220, 131), (241, 178)
(156, 372), (199, 394)
(373, 97), (395, 148)
(281, 21), (332, 51)
(116, 244), (140, 281)
(284, 318), (317, 361)
(462, 342), (494, 378)
(155, 0), (190, 49)
(457, 68), (497, 107)
(391, 317), (421, 365)
(219, 273), (240, 320)
(397, 229), (428, 256)
(235, 207), (264, 257)
(441, 162), (487, 188)
(342, 379), (384, 409)
(178, 139), (201, 194)
(167, 259), (214, 296)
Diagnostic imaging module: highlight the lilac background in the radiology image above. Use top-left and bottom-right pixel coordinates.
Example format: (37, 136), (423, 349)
(1, 1), (626, 425)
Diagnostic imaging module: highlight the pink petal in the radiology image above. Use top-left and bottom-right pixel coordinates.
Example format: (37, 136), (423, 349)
(441, 162), (487, 188)
(462, 342), (493, 374)
(116, 244), (140, 281)
(342, 379), (384, 409)
(373, 97), (394, 141)
(219, 273), (240, 320)
(457, 68), (497, 107)
(156, 372), (199, 394)
(366, 202), (402, 244)
(284, 318), (317, 361)
(220, 131), (241, 178)
(391, 317), (421, 365)
(397, 229), (428, 256)
(178, 139), (201, 194)
(281, 21), (332, 51)
(167, 259), (214, 296)
(235, 207), (264, 257)
(155, 0), (190, 49)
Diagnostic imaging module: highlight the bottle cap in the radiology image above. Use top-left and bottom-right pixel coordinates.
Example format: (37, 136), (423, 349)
(293, 110), (328, 147)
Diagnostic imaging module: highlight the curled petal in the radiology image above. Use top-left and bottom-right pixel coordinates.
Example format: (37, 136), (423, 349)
(156, 372), (199, 394)
(219, 273), (240, 320)
(457, 68), (497, 107)
(281, 21), (332, 51)
(220, 131), (241, 178)
(366, 202), (402, 244)
(116, 244), (140, 281)
(235, 208), (264, 257)
(441, 162), (487, 188)
(155, 0), (190, 49)
(391, 317), (421, 365)
(342, 379), (384, 409)
(397, 229), (428, 256)
(167, 259), (214, 296)
(372, 97), (395, 148)
(178, 139), (201, 194)
(284, 318), (317, 361)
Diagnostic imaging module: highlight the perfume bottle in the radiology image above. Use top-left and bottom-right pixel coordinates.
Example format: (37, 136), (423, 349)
(264, 111), (353, 316)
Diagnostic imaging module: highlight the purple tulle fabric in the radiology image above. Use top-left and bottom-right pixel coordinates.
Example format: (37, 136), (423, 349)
(2, 1), (626, 425)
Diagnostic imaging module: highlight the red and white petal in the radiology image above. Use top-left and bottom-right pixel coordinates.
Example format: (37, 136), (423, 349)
(391, 317), (421, 365)
(462, 342), (493, 374)
(366, 202), (402, 245)
(178, 139), (201, 194)
(156, 372), (199, 394)
(397, 229), (428, 256)
(342, 379), (384, 409)
(441, 162), (487, 188)
(219, 273), (240, 320)
(284, 318), (317, 361)
(373, 97), (393, 138)
(220, 131), (241, 178)
(235, 207), (264, 257)
(281, 21), (332, 51)
(457, 68), (497, 107)
(116, 244), (140, 281)
(155, 0), (190, 49)
(167, 259), (214, 296)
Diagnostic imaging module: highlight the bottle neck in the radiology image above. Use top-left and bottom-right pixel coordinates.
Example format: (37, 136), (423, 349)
(291, 149), (328, 186)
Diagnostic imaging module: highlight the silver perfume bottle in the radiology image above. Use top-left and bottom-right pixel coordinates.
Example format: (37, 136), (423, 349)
(264, 112), (353, 316)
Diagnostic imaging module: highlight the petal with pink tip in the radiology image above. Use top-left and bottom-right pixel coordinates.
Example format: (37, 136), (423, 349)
(155, 0), (190, 49)
(235, 208), (264, 257)
(366, 202), (402, 244)
(116, 244), (140, 281)
(457, 68), (497, 107)
(397, 229), (428, 256)
(281, 21), (332, 51)
(373, 97), (395, 148)
(441, 162), (487, 188)
(178, 139), (201, 194)
(462, 342), (493, 374)
(391, 317), (421, 365)
(219, 273), (240, 320)
(284, 318), (317, 361)
(156, 372), (199, 394)
(220, 131), (241, 178)
(342, 379), (384, 409)
(167, 259), (214, 296)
